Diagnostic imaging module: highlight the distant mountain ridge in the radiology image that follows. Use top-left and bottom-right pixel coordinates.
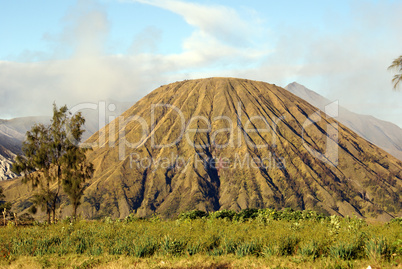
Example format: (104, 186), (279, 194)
(0, 116), (50, 180)
(0, 150), (16, 180)
(0, 100), (132, 180)
(285, 82), (402, 161)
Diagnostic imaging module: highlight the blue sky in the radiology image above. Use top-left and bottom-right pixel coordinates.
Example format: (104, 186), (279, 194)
(1, 0), (402, 127)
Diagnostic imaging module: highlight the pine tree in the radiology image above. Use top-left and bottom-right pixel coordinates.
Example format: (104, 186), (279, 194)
(13, 123), (54, 223)
(12, 104), (93, 223)
(0, 186), (11, 213)
(62, 114), (94, 219)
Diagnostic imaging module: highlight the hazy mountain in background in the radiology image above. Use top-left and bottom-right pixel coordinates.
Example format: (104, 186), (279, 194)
(75, 99), (133, 141)
(0, 100), (132, 180)
(0, 116), (49, 180)
(3, 78), (400, 222)
(285, 82), (402, 161)
(0, 116), (50, 153)
(0, 146), (17, 181)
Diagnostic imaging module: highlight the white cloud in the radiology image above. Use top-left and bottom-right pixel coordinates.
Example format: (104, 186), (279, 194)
(128, 0), (270, 70)
(131, 0), (260, 47)
(0, 0), (270, 119)
(0, 0), (148, 118)
(2, 0), (402, 129)
(128, 26), (162, 54)
(230, 1), (402, 126)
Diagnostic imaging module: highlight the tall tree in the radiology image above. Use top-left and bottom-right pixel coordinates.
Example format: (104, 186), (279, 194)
(0, 186), (11, 213)
(62, 114), (94, 219)
(388, 55), (402, 90)
(12, 123), (54, 223)
(49, 105), (69, 222)
(12, 104), (93, 223)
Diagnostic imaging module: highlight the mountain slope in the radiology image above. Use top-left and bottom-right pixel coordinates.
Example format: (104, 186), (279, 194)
(285, 82), (402, 161)
(3, 78), (402, 221)
(0, 145), (16, 180)
(0, 116), (49, 180)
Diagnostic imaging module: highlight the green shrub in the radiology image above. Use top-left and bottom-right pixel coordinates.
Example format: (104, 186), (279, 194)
(235, 208), (259, 221)
(278, 235), (299, 256)
(186, 242), (202, 256)
(124, 213), (140, 223)
(178, 210), (208, 220)
(203, 234), (221, 251)
(108, 239), (128, 255)
(133, 239), (157, 257)
(89, 245), (103, 256)
(365, 237), (391, 261)
(330, 235), (365, 261)
(161, 236), (187, 256)
(280, 208), (302, 221)
(236, 240), (261, 257)
(103, 216), (114, 224)
(208, 247), (224, 256)
(389, 217), (402, 225)
(330, 242), (356, 260)
(345, 216), (367, 232)
(221, 238), (239, 254)
(299, 240), (321, 259)
(262, 244), (277, 257)
(208, 209), (236, 220)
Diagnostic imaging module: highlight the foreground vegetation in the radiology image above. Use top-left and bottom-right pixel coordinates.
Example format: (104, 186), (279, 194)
(0, 209), (401, 268)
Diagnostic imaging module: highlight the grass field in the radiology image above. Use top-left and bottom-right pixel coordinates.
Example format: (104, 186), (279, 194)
(0, 209), (401, 268)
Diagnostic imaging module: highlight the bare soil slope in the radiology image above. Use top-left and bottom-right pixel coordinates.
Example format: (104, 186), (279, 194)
(3, 78), (402, 221)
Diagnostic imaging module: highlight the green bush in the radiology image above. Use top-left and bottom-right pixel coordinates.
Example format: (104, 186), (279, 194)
(389, 217), (402, 225)
(299, 240), (322, 259)
(277, 235), (300, 256)
(235, 208), (259, 221)
(161, 235), (187, 256)
(221, 238), (239, 254)
(392, 239), (402, 255)
(186, 241), (202, 256)
(124, 213), (140, 223)
(178, 210), (208, 220)
(236, 240), (261, 257)
(208, 209), (236, 220)
(330, 242), (356, 260)
(133, 238), (157, 257)
(262, 244), (277, 257)
(204, 234), (221, 251)
(330, 235), (365, 261)
(365, 237), (391, 261)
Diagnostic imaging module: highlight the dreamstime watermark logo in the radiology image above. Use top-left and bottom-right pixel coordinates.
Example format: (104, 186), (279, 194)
(68, 99), (340, 171)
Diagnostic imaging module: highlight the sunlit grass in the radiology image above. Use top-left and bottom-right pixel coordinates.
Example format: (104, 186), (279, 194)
(0, 209), (401, 268)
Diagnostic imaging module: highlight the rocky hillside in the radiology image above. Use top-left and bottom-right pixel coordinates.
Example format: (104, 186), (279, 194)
(0, 116), (49, 180)
(3, 78), (402, 221)
(0, 145), (16, 180)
